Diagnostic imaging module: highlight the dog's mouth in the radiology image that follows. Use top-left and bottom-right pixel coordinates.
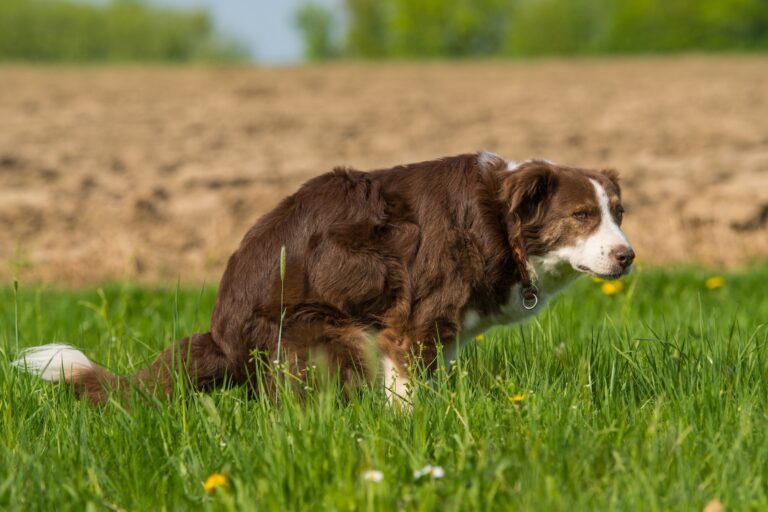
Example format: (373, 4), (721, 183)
(576, 265), (628, 281)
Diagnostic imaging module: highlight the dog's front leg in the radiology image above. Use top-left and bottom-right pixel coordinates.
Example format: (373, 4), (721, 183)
(382, 355), (410, 407)
(377, 328), (412, 408)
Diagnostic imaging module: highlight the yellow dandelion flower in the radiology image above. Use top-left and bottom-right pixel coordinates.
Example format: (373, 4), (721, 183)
(510, 393), (525, 403)
(705, 276), (725, 290)
(475, 334), (485, 342)
(203, 473), (229, 494)
(601, 280), (624, 295)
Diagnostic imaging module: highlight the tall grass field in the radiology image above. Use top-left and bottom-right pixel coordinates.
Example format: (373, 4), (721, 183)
(1, 266), (767, 510)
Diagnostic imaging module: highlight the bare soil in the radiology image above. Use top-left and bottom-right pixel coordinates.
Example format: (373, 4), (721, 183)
(2, 57), (767, 285)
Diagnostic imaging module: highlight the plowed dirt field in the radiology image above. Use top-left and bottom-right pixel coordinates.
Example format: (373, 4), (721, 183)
(2, 57), (767, 284)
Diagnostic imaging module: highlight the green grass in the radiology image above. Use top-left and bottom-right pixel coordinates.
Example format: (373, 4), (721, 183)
(1, 266), (767, 510)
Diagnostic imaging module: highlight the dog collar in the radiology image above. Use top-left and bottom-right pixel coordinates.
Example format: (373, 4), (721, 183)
(510, 235), (539, 310)
(521, 284), (539, 310)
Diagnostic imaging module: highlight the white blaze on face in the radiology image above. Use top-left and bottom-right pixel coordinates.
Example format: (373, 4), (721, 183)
(555, 179), (633, 279)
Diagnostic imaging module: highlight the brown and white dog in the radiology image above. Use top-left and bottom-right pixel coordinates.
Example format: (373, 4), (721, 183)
(14, 152), (634, 405)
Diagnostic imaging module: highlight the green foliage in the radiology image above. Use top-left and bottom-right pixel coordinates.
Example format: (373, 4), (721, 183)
(296, 0), (768, 59)
(345, 0), (391, 57)
(603, 0), (768, 52)
(2, 266), (768, 509)
(0, 0), (248, 63)
(388, 0), (511, 57)
(504, 0), (605, 55)
(295, 2), (341, 60)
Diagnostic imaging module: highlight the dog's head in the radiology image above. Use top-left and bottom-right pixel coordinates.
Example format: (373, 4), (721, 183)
(502, 160), (634, 280)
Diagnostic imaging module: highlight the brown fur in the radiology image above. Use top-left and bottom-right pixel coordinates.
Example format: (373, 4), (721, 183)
(67, 153), (624, 404)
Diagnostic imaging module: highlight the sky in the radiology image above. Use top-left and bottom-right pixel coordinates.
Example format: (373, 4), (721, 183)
(153, 0), (341, 64)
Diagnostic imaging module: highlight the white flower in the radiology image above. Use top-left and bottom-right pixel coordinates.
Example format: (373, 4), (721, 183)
(362, 469), (383, 483)
(413, 465), (445, 480)
(430, 466), (445, 479)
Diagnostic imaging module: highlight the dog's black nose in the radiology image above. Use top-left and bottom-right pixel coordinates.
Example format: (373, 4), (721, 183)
(611, 245), (635, 268)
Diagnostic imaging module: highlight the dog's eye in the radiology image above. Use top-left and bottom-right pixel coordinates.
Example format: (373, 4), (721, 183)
(615, 205), (625, 219)
(572, 211), (590, 220)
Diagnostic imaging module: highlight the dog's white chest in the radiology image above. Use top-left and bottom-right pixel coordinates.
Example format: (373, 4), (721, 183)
(461, 283), (551, 340)
(446, 260), (579, 365)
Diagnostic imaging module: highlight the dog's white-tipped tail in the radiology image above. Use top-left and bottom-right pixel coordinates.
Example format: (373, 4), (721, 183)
(12, 344), (94, 382)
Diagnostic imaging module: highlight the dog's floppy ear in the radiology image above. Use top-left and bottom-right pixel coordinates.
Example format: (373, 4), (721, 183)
(501, 162), (556, 239)
(600, 168), (621, 196)
(500, 162), (556, 307)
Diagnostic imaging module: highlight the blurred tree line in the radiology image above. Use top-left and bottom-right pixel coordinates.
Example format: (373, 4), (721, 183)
(297, 0), (768, 59)
(0, 0), (247, 62)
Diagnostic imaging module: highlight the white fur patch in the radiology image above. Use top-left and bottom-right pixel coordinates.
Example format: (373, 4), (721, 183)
(12, 344), (93, 382)
(507, 158), (555, 171)
(463, 310), (481, 330)
(477, 151), (505, 169)
(382, 356), (409, 405)
(591, 179), (630, 247)
(477, 153), (555, 172)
